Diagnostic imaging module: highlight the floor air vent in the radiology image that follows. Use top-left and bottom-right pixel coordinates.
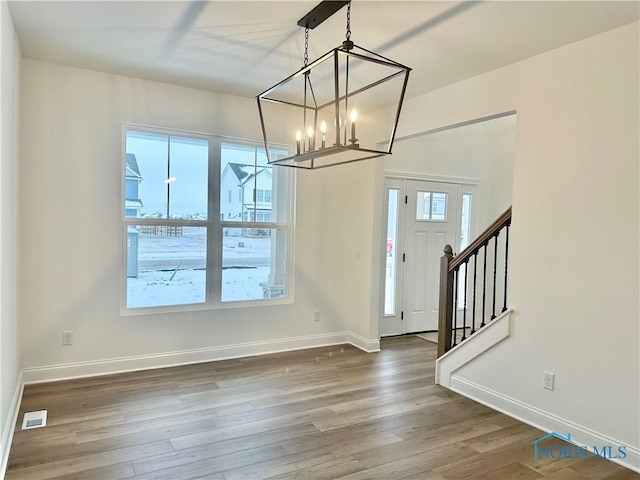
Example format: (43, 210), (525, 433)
(22, 410), (47, 430)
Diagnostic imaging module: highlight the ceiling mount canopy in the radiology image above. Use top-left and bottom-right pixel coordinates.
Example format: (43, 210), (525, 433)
(297, 1), (350, 30)
(256, 1), (411, 169)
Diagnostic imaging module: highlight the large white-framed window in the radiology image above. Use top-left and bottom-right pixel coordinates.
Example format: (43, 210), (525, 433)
(122, 125), (294, 313)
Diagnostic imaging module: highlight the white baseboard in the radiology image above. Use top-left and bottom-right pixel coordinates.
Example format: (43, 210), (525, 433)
(22, 332), (353, 384)
(1, 371), (23, 479)
(349, 333), (381, 352)
(436, 309), (512, 386)
(450, 376), (640, 474)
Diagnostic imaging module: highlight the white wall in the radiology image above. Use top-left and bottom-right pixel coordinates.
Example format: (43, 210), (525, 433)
(18, 59), (357, 374)
(360, 22), (639, 455)
(0, 0), (20, 470)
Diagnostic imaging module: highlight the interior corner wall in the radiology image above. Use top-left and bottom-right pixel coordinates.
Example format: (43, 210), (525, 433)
(297, 161), (380, 345)
(341, 161), (380, 342)
(0, 0), (21, 462)
(18, 59), (352, 374)
(363, 21), (638, 451)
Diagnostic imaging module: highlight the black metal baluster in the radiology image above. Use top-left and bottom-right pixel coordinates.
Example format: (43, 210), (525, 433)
(452, 267), (459, 347)
(471, 251), (478, 334)
(462, 260), (468, 341)
(502, 223), (510, 313)
(491, 232), (499, 320)
(481, 242), (487, 328)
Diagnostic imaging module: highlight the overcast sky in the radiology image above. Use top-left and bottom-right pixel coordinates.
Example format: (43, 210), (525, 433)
(126, 131), (280, 216)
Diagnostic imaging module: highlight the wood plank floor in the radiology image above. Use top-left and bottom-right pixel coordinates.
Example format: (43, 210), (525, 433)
(6, 336), (639, 480)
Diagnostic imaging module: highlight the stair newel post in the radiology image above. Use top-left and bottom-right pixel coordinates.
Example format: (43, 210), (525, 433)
(437, 245), (454, 357)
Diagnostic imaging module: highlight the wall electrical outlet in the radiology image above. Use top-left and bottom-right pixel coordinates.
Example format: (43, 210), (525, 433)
(314, 310), (321, 322)
(543, 371), (555, 391)
(62, 331), (73, 346)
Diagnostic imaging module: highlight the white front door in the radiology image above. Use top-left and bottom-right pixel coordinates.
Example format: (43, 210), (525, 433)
(400, 180), (459, 333)
(381, 177), (477, 336)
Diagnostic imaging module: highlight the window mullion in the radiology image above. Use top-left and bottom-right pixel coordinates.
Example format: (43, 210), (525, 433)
(219, 221), (289, 229)
(166, 136), (171, 220)
(208, 136), (223, 305)
(123, 218), (207, 227)
(253, 147), (258, 221)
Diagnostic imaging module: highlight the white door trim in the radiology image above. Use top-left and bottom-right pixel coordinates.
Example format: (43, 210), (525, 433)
(384, 171), (481, 186)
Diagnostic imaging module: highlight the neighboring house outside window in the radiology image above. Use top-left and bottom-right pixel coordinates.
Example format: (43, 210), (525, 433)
(240, 170), (273, 225)
(220, 162), (254, 231)
(255, 189), (272, 203)
(256, 211), (272, 222)
(123, 127), (293, 312)
(124, 153), (143, 218)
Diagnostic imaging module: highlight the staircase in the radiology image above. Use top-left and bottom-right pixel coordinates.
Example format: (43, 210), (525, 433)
(437, 207), (512, 358)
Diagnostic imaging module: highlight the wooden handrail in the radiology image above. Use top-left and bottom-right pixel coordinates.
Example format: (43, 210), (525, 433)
(449, 207), (512, 271)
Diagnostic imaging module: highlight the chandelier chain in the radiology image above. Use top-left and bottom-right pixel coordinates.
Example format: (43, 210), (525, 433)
(304, 27), (309, 66)
(346, 2), (351, 41)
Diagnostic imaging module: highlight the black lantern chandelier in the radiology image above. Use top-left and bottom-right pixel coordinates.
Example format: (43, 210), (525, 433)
(256, 1), (411, 169)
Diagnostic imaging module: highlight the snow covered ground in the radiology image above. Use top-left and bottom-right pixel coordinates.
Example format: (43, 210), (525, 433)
(127, 229), (274, 308)
(127, 267), (270, 308)
(136, 228), (271, 262)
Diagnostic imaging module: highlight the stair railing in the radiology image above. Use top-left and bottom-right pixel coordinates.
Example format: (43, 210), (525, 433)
(437, 207), (512, 357)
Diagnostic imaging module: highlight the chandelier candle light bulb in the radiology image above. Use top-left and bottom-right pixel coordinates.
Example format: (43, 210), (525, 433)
(307, 126), (314, 151)
(350, 108), (358, 145)
(320, 121), (327, 148)
(296, 129), (302, 155)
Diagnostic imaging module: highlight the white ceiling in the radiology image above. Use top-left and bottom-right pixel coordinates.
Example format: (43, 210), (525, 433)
(8, 1), (640, 101)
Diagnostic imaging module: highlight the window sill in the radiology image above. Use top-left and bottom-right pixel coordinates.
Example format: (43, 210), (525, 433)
(120, 296), (293, 316)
